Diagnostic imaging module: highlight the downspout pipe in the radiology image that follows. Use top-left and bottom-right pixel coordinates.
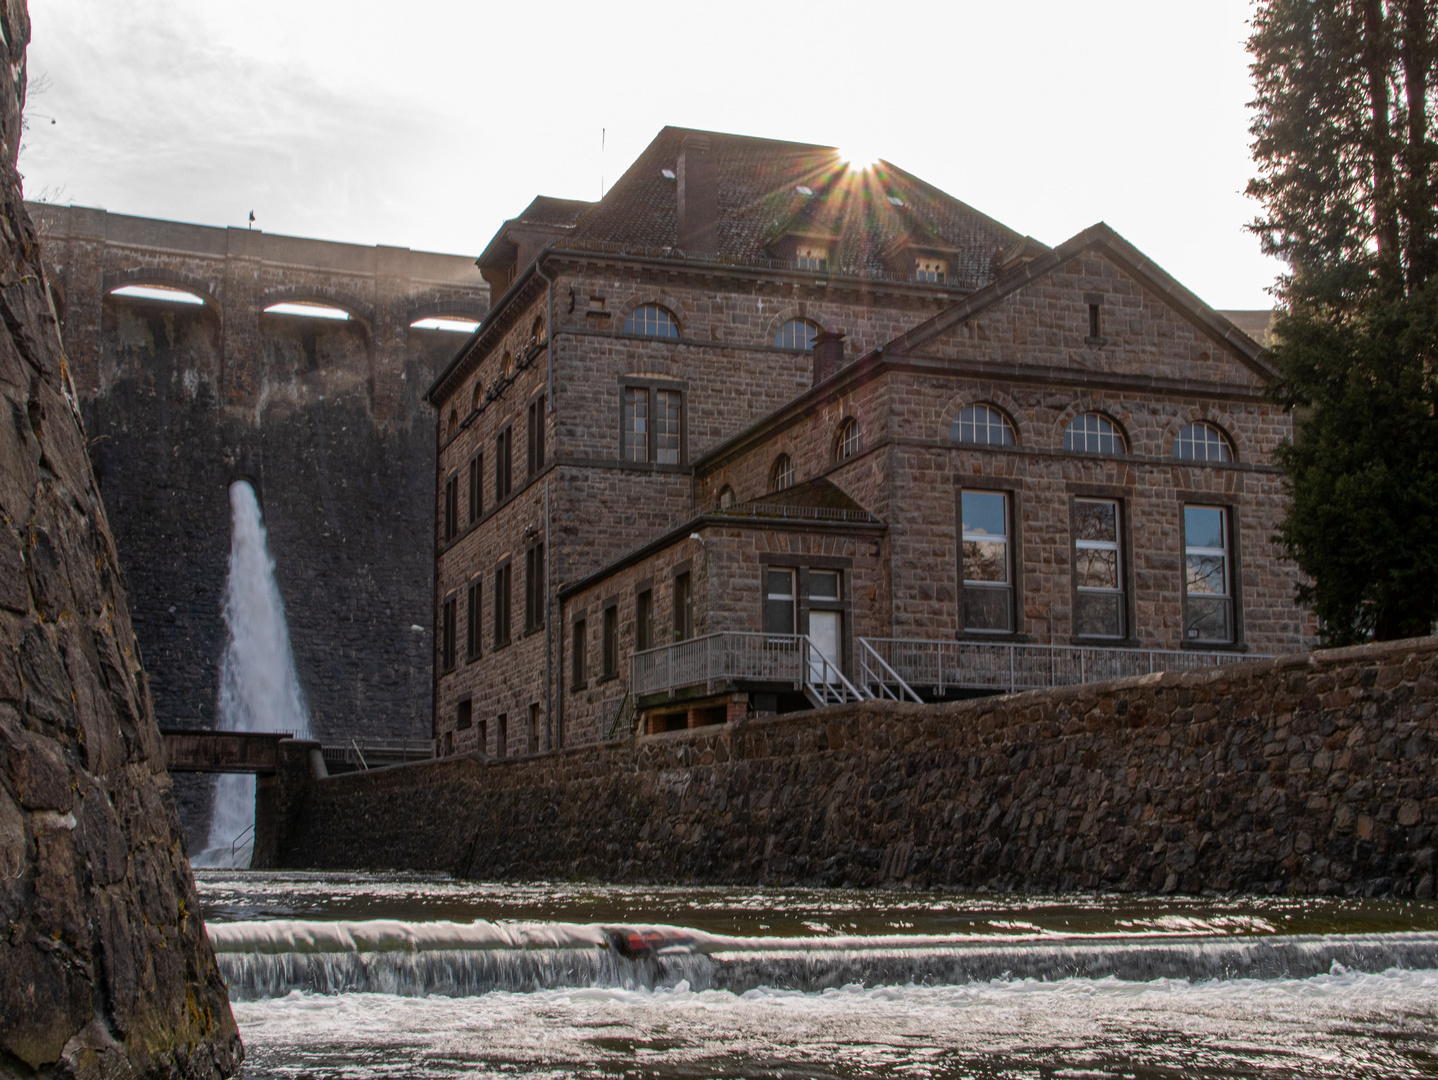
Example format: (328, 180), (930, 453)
(544, 479), (554, 751)
(534, 259), (556, 750)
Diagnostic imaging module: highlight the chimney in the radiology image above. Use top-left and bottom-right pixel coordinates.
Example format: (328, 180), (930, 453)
(676, 134), (718, 257)
(812, 331), (846, 385)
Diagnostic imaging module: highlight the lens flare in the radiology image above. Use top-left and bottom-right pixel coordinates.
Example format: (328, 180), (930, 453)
(841, 148), (880, 171)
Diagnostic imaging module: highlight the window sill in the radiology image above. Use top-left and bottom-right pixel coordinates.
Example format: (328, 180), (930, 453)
(1180, 639), (1246, 652)
(955, 630), (1031, 643)
(571, 681), (587, 692)
(465, 654), (481, 666)
(1068, 636), (1141, 648)
(493, 640), (512, 652)
(1084, 336), (1108, 347)
(523, 625), (545, 639)
(596, 673), (619, 685)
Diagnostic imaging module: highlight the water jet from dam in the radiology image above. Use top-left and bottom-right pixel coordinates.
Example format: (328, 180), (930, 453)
(194, 480), (311, 868)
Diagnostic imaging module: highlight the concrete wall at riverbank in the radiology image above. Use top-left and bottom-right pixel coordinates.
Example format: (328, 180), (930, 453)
(277, 638), (1438, 897)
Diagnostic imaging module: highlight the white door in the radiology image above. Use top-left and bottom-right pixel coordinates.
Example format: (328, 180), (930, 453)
(808, 611), (842, 684)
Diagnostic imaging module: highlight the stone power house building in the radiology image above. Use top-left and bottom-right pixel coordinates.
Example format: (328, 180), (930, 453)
(427, 126), (1303, 758)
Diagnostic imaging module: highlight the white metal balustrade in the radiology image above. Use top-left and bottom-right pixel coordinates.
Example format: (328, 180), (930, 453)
(630, 631), (1266, 714)
(631, 632), (864, 707)
(858, 637), (1269, 698)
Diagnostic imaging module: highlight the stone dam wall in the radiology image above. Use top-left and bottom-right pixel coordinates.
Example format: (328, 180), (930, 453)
(276, 637), (1438, 897)
(0, 4), (240, 1075)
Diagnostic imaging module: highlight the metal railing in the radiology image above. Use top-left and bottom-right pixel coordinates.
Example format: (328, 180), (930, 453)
(858, 638), (924, 703)
(321, 736), (436, 771)
(857, 637), (1269, 696)
(632, 632), (864, 705)
(718, 502), (880, 524)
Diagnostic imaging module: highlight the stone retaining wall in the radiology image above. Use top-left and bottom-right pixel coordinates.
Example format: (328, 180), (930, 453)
(279, 637), (1438, 897)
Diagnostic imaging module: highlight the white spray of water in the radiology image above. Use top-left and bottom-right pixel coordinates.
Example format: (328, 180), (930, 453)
(194, 480), (311, 868)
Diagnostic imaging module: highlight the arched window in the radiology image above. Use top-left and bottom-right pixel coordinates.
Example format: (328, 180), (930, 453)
(530, 315), (545, 347)
(1064, 412), (1126, 455)
(624, 304), (680, 339)
(835, 417), (861, 461)
(774, 318), (820, 351)
(718, 485), (736, 510)
(1173, 422), (1232, 462)
(471, 382), (483, 412)
(502, 351), (514, 378)
(951, 404), (1016, 446)
(771, 454), (794, 491)
(446, 410), (458, 439)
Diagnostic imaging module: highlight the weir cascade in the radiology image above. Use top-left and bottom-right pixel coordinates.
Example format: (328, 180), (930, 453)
(194, 480), (312, 868)
(209, 916), (1438, 1000)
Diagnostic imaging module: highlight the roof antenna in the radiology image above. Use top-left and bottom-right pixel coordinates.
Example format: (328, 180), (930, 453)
(600, 127), (606, 200)
(248, 210), (255, 230)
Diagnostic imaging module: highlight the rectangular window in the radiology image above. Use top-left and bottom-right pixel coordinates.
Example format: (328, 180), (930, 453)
(636, 588), (654, 651)
(1089, 303), (1102, 340)
(468, 452), (483, 523)
(673, 572), (693, 641)
(915, 256), (947, 283)
(478, 717), (487, 754)
(655, 390), (681, 465)
(571, 619), (586, 689)
(602, 604), (618, 678)
(530, 703), (541, 752)
(495, 425), (512, 501)
(765, 568), (796, 635)
(466, 578), (481, 661)
(496, 713), (507, 759)
(1073, 498), (1124, 638)
(443, 474), (459, 542)
(456, 698), (472, 730)
(808, 570), (841, 601)
(493, 562), (511, 648)
(527, 396), (545, 476)
(1184, 505), (1233, 643)
(795, 243), (828, 272)
(524, 542), (545, 632)
(441, 595), (457, 671)
(623, 387), (649, 462)
(961, 491), (1013, 632)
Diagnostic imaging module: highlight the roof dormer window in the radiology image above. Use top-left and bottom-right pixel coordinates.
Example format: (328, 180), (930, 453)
(796, 244), (828, 272)
(916, 257), (947, 284)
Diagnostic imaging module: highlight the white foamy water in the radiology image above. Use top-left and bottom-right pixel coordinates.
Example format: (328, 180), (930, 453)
(194, 481), (310, 869)
(198, 874), (1438, 1077)
(233, 969), (1438, 1078)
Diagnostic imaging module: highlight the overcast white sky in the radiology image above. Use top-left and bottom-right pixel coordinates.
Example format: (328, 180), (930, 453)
(21, 0), (1278, 309)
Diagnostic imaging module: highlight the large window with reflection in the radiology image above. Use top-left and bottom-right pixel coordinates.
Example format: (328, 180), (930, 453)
(771, 454), (794, 491)
(1184, 505), (1235, 642)
(961, 490), (1013, 633)
(622, 381), (684, 465)
(624, 304), (680, 338)
(1073, 498), (1125, 638)
(835, 417), (861, 461)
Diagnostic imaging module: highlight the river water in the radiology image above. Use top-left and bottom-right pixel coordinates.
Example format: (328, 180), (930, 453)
(197, 871), (1438, 1078)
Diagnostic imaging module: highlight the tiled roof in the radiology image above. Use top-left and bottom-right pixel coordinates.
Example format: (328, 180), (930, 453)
(515, 196), (590, 228)
(563, 127), (1022, 288)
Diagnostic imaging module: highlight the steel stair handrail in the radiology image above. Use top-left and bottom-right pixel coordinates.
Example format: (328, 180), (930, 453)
(857, 638), (923, 703)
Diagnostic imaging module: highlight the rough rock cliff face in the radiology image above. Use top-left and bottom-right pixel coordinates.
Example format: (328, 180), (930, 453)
(0, 4), (242, 1077)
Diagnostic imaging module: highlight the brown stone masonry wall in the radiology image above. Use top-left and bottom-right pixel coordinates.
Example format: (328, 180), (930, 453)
(0, 4), (240, 1072)
(279, 638), (1438, 898)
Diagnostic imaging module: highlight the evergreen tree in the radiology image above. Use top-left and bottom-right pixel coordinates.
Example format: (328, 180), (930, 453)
(1248, 0), (1438, 642)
